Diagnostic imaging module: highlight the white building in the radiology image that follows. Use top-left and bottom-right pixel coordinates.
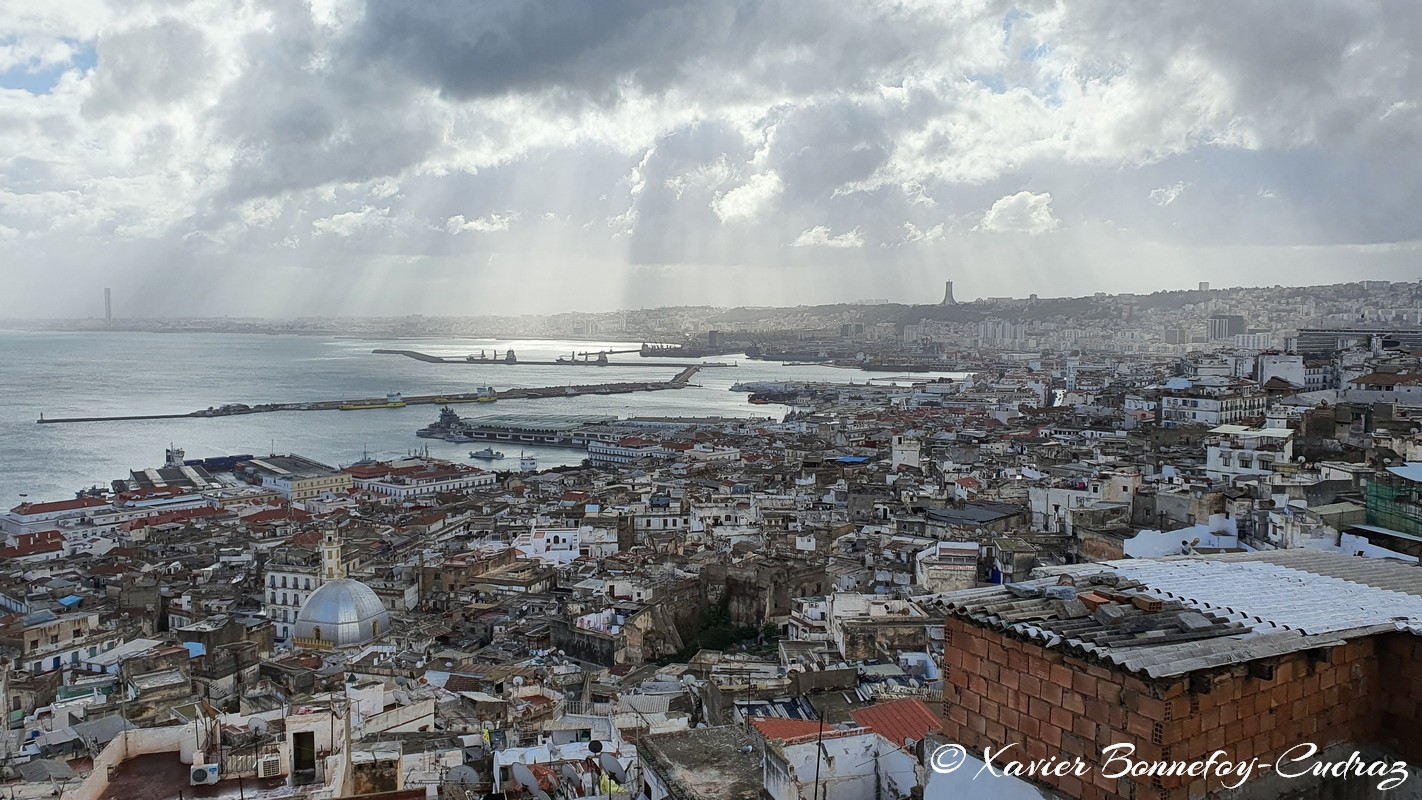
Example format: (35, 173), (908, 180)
(263, 549), (327, 642)
(349, 464), (496, 499)
(683, 443), (741, 462)
(512, 526), (583, 566)
(1, 497), (112, 536)
(890, 435), (922, 470)
(1204, 425), (1295, 481)
(1159, 379), (1268, 426)
(764, 729), (919, 800)
(588, 438), (668, 467)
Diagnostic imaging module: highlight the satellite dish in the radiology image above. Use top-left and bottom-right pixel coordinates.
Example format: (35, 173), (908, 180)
(560, 764), (581, 786)
(599, 753), (629, 784)
(511, 763), (537, 790)
(588, 740), (603, 754)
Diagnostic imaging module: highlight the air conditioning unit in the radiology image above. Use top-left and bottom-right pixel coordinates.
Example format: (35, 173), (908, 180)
(257, 755), (282, 778)
(190, 764), (220, 785)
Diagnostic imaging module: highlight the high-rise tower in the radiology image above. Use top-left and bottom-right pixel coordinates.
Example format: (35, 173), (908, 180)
(941, 281), (957, 305)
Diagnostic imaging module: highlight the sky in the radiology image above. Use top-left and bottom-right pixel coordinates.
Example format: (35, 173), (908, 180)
(1, 1), (1420, 318)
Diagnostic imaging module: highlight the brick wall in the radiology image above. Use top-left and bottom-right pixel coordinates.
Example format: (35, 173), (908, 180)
(942, 617), (1419, 800)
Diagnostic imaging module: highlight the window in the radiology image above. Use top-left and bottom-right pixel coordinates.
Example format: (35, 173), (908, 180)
(312, 626), (321, 641)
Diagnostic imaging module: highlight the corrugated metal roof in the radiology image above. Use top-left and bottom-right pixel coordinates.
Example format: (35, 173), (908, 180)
(1386, 463), (1422, 483)
(936, 550), (1422, 679)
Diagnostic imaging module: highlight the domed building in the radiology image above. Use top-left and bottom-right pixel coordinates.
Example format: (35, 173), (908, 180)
(291, 529), (391, 651)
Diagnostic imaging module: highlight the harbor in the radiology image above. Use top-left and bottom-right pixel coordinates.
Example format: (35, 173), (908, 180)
(35, 366), (704, 425)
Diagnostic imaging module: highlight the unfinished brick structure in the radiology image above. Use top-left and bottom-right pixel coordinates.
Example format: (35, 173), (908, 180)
(932, 550), (1422, 800)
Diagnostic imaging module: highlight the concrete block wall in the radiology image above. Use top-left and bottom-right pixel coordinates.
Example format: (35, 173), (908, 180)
(942, 617), (1412, 800)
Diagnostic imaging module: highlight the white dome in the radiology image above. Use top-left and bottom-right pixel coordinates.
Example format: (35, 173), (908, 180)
(293, 578), (391, 648)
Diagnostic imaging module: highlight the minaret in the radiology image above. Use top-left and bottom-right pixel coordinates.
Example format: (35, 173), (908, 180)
(322, 525), (345, 580)
(941, 281), (957, 306)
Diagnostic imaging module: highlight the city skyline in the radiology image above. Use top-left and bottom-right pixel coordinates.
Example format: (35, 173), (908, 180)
(2, 2), (1421, 317)
(4, 276), (1419, 323)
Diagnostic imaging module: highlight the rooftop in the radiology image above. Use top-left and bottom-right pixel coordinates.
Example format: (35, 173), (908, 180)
(851, 698), (944, 746)
(933, 549), (1422, 679)
(98, 753), (287, 800)
(639, 726), (762, 800)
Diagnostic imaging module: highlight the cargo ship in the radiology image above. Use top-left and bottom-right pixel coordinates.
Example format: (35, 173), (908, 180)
(744, 345), (838, 362)
(466, 349), (518, 364)
(341, 392), (406, 411)
(640, 343), (739, 358)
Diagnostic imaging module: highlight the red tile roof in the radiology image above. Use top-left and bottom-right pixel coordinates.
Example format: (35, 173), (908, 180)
(750, 717), (824, 741)
(0, 539), (63, 559)
(850, 698), (943, 746)
(9, 496), (110, 515)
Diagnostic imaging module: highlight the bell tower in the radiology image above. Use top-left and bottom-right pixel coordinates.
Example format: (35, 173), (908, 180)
(322, 525), (345, 580)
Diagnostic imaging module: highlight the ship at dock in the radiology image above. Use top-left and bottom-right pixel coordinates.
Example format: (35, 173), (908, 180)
(432, 386), (498, 403)
(340, 392), (405, 411)
(466, 349), (517, 364)
(417, 406), (462, 438)
(416, 410), (619, 449)
(639, 342), (739, 358)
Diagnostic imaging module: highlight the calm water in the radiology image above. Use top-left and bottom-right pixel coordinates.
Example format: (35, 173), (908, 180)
(0, 331), (968, 504)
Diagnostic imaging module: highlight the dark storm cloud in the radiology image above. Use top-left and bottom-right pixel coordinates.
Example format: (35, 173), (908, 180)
(210, 5), (444, 201)
(345, 0), (979, 102)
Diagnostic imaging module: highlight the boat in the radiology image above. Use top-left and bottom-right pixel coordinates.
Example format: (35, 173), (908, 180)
(518, 451), (537, 473)
(341, 392), (406, 411)
(475, 386), (497, 402)
(469, 447), (505, 460)
(447, 432), (477, 443)
(417, 406), (461, 436)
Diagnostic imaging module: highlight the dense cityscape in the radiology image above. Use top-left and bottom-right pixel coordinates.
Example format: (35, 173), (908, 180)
(5, 278), (1422, 799)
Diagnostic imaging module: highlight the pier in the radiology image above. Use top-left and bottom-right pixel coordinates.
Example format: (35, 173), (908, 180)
(371, 349), (721, 368)
(35, 367), (703, 425)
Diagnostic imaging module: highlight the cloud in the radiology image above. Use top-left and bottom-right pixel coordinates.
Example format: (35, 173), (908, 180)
(976, 192), (1060, 235)
(901, 221), (945, 244)
(444, 212), (518, 234)
(710, 172), (782, 223)
(2, 0), (1422, 316)
(311, 206), (394, 237)
(1150, 181), (1186, 206)
(790, 225), (864, 248)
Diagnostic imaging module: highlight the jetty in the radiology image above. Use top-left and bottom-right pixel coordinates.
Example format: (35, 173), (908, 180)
(36, 367), (703, 425)
(371, 349), (722, 369)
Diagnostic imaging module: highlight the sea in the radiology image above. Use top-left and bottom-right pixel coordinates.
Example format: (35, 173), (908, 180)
(0, 331), (970, 505)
